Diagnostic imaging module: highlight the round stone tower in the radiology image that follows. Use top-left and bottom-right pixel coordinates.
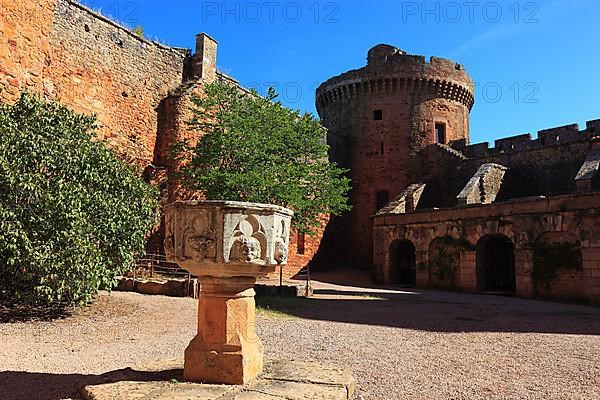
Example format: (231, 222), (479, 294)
(316, 44), (475, 268)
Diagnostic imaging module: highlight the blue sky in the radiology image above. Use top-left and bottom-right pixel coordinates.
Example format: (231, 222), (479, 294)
(82, 0), (600, 145)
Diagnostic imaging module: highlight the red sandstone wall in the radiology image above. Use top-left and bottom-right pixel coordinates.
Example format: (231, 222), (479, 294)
(535, 269), (585, 302)
(1, 2), (329, 272)
(533, 232), (586, 302)
(0, 0), (188, 166)
(0, 0), (56, 101)
(269, 216), (329, 280)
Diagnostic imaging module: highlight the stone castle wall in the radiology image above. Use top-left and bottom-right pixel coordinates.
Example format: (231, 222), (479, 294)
(0, 0), (56, 102)
(316, 45), (474, 268)
(415, 121), (600, 209)
(0, 0), (189, 165)
(373, 121), (600, 304)
(464, 121), (600, 200)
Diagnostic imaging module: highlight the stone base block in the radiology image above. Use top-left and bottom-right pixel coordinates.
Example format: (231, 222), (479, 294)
(184, 337), (263, 385)
(80, 359), (356, 400)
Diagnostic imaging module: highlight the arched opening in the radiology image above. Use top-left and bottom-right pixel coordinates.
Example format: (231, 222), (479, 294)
(389, 240), (416, 286)
(476, 235), (516, 293)
(592, 172), (600, 191)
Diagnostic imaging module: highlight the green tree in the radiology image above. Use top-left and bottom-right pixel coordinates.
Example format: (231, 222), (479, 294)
(173, 82), (351, 235)
(0, 94), (158, 307)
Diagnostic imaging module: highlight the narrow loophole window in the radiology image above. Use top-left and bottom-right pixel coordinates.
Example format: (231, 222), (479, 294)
(297, 232), (305, 255)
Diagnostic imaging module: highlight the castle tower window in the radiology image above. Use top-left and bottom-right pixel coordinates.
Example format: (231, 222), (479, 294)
(297, 232), (306, 255)
(374, 110), (383, 120)
(435, 123), (446, 144)
(376, 190), (390, 211)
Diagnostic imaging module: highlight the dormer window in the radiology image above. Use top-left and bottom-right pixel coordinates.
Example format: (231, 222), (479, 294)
(374, 110), (383, 120)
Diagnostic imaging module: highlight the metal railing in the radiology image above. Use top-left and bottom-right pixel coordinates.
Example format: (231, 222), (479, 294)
(131, 253), (188, 279)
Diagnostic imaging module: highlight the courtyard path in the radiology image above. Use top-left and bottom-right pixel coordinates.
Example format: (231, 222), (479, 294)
(1, 271), (599, 399)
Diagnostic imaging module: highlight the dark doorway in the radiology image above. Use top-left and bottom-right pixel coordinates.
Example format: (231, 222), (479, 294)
(593, 172), (600, 191)
(476, 235), (516, 293)
(389, 240), (416, 286)
(435, 123), (446, 144)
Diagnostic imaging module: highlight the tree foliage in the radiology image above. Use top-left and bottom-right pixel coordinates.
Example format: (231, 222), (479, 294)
(0, 94), (158, 307)
(173, 82), (351, 235)
(132, 25), (145, 38)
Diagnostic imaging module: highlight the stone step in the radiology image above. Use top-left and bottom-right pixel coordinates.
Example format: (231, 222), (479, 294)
(80, 359), (355, 400)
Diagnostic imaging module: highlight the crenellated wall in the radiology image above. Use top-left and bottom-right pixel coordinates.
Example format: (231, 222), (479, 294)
(374, 118), (600, 304)
(456, 120), (599, 158)
(459, 121), (599, 201)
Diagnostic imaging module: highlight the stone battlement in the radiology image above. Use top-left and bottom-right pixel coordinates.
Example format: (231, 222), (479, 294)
(367, 44), (467, 72)
(64, 0), (189, 55)
(457, 120), (600, 158)
(316, 44), (475, 111)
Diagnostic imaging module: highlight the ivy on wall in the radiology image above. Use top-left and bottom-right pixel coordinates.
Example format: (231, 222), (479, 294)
(430, 236), (474, 285)
(532, 242), (582, 287)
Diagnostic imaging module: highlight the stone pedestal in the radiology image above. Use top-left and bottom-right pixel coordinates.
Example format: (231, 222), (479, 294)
(184, 277), (262, 384)
(164, 201), (293, 385)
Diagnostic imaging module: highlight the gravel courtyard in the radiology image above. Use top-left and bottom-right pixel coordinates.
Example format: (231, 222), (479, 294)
(1, 273), (599, 400)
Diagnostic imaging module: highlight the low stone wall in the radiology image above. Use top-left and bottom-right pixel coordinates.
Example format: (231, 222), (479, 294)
(374, 192), (600, 304)
(255, 282), (312, 298)
(116, 277), (198, 298)
(116, 277), (312, 298)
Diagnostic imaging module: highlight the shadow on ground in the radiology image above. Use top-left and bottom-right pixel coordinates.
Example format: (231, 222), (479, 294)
(258, 270), (600, 336)
(0, 367), (182, 400)
(0, 304), (72, 323)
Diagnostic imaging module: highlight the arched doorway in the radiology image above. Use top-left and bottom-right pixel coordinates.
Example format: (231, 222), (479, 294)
(476, 235), (516, 293)
(389, 240), (416, 286)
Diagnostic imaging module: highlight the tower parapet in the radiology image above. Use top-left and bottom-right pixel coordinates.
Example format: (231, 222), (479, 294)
(317, 45), (474, 114)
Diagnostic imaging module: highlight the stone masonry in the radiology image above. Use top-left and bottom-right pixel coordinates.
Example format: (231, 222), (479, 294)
(317, 43), (600, 304)
(1, 0), (188, 165)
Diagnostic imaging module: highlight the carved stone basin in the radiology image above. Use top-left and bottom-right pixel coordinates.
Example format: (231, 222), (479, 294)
(164, 200), (293, 278)
(163, 200), (293, 385)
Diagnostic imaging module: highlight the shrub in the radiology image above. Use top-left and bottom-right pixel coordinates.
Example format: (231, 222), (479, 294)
(0, 94), (158, 307)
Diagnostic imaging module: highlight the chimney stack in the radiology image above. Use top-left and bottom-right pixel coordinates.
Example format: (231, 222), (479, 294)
(194, 33), (218, 83)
